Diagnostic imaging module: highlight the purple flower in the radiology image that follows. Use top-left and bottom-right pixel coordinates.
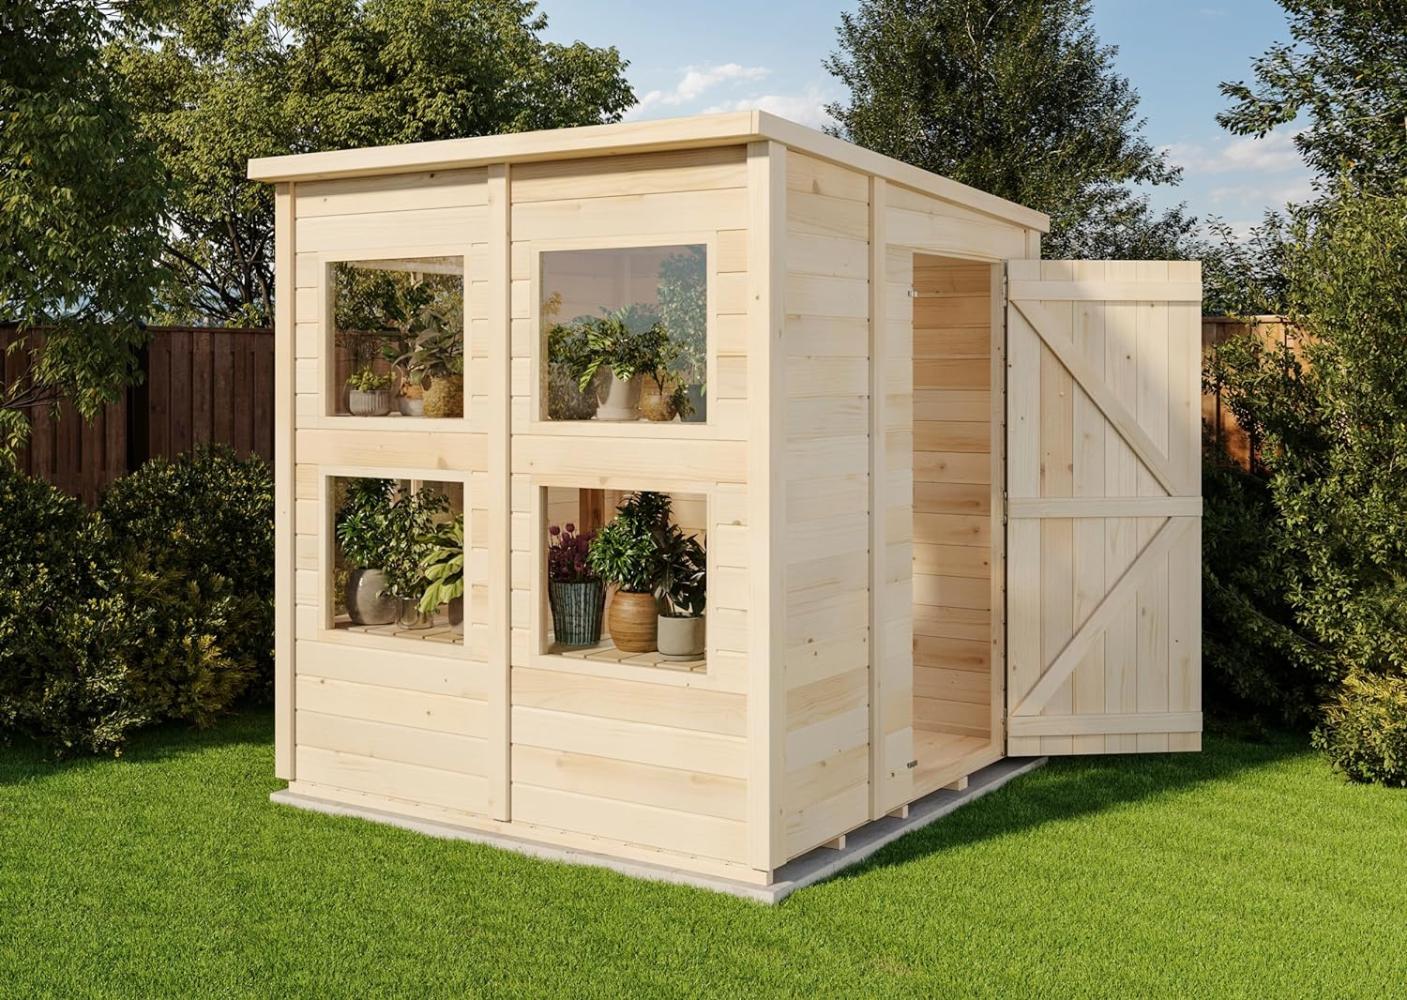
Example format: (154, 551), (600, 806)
(548, 524), (561, 536)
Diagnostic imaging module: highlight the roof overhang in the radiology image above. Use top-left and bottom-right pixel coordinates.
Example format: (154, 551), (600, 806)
(247, 110), (1050, 233)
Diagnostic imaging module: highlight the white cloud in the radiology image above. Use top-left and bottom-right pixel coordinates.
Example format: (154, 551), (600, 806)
(703, 84), (836, 130)
(1208, 175), (1317, 209)
(628, 63), (771, 118)
(1163, 127), (1305, 175)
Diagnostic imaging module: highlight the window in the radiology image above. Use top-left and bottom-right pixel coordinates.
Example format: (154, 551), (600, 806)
(540, 486), (707, 673)
(330, 256), (465, 418)
(329, 475), (465, 645)
(540, 245), (707, 424)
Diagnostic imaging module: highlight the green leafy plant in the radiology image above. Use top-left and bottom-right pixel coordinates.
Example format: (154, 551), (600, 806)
(654, 523), (705, 618)
(587, 491), (670, 594)
(335, 479), (449, 601)
(346, 368), (393, 391)
(1314, 672), (1407, 786)
(556, 305), (668, 394)
(395, 324), (464, 381)
(656, 246), (707, 391)
(417, 514), (465, 614)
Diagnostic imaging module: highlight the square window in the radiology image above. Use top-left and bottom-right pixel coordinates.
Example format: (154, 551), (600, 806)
(541, 487), (707, 673)
(330, 257), (465, 418)
(329, 476), (465, 645)
(540, 245), (707, 424)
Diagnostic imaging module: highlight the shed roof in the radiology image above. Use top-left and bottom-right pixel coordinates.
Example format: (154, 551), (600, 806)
(247, 110), (1049, 233)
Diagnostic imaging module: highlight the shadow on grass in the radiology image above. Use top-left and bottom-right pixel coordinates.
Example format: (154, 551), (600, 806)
(833, 730), (1309, 883)
(0, 707), (273, 787)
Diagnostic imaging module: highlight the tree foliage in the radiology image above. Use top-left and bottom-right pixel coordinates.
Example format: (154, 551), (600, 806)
(1218, 0), (1407, 197)
(0, 1), (167, 455)
(825, 0), (1191, 257)
(114, 0), (635, 325)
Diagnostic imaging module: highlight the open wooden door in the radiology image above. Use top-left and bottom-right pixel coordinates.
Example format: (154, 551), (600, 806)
(1005, 260), (1202, 755)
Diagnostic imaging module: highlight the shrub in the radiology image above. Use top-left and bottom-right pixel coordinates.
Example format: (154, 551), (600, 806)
(99, 447), (274, 725)
(0, 466), (144, 755)
(1314, 673), (1407, 786)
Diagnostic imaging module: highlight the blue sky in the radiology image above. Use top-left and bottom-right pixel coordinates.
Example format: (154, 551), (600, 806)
(541, 0), (1312, 235)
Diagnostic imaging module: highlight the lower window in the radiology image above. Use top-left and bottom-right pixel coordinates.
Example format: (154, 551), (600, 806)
(330, 475), (465, 645)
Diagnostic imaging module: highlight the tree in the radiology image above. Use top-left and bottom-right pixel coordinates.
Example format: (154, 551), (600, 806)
(825, 0), (1190, 258)
(114, 0), (634, 326)
(1219, 0), (1407, 198)
(0, 1), (167, 456)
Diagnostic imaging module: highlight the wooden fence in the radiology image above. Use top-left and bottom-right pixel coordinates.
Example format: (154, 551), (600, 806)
(3, 326), (274, 505)
(1201, 315), (1296, 470)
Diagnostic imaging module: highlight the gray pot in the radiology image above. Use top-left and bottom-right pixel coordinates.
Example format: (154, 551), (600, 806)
(346, 567), (397, 625)
(448, 595), (464, 627)
(549, 580), (605, 646)
(657, 613), (705, 659)
(398, 600), (431, 630)
(348, 388), (392, 416)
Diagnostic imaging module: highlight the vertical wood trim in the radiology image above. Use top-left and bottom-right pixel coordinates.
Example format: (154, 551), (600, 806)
(989, 262), (1008, 752)
(746, 140), (786, 873)
(274, 183), (296, 780)
(487, 163), (512, 820)
(867, 177), (895, 818)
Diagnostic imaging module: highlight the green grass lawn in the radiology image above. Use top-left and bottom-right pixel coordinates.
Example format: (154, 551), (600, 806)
(2, 713), (1405, 999)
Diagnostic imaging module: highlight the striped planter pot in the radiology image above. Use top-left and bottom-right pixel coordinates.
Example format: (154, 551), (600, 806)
(549, 580), (605, 646)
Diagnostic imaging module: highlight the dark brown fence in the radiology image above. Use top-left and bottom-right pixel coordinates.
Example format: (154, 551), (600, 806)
(3, 325), (273, 505)
(1202, 315), (1297, 471)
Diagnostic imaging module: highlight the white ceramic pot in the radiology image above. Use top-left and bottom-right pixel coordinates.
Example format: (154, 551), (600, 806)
(657, 614), (705, 659)
(398, 395), (425, 417)
(348, 388), (392, 416)
(595, 369), (640, 421)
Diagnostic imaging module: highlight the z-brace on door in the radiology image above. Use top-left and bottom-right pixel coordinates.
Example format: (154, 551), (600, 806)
(1004, 260), (1203, 755)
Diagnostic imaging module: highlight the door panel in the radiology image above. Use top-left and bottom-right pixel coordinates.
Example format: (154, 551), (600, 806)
(1005, 260), (1202, 755)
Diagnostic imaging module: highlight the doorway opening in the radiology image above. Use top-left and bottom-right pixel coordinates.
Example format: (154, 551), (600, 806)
(910, 253), (1000, 796)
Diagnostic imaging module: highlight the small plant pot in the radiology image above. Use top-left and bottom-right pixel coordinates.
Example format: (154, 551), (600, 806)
(638, 379), (677, 422)
(608, 589), (658, 653)
(550, 580), (605, 646)
(346, 567), (397, 625)
(397, 600), (432, 630)
(348, 388), (392, 416)
(595, 369), (640, 421)
(448, 595), (464, 628)
(398, 395), (425, 417)
(658, 614), (705, 659)
(424, 374), (463, 418)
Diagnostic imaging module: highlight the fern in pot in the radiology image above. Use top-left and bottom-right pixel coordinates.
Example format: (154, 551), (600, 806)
(587, 491), (669, 652)
(547, 523), (603, 646)
(654, 523), (706, 658)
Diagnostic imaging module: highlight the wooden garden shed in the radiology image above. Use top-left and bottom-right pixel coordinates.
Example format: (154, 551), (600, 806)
(248, 111), (1202, 895)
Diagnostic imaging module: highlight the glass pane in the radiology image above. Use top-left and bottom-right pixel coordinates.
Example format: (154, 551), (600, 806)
(331, 256), (464, 418)
(541, 245), (707, 423)
(330, 476), (465, 643)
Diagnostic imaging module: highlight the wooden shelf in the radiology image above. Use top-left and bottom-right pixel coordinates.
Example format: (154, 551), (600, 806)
(334, 613), (463, 646)
(545, 637), (705, 674)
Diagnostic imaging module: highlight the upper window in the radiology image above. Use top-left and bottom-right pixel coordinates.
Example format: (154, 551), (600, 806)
(541, 244), (707, 424)
(330, 256), (465, 419)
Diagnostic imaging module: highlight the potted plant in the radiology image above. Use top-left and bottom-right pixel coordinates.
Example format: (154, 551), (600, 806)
(336, 479), (448, 628)
(346, 368), (393, 416)
(545, 319), (601, 420)
(639, 340), (694, 422)
(587, 491), (670, 652)
(397, 325), (463, 419)
(560, 305), (667, 421)
(654, 523), (706, 658)
(547, 522), (604, 645)
(417, 513), (465, 627)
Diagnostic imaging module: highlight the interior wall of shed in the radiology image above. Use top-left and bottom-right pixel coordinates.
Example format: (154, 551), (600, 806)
(910, 254), (996, 790)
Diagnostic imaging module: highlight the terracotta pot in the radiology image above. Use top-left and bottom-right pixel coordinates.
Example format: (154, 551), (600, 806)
(638, 378), (677, 422)
(658, 614), (705, 659)
(348, 388), (392, 416)
(594, 369), (640, 421)
(346, 568), (397, 625)
(424, 373), (463, 418)
(608, 590), (658, 652)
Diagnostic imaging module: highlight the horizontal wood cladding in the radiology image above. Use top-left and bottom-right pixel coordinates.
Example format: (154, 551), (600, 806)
(912, 257), (994, 746)
(778, 152), (872, 861)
